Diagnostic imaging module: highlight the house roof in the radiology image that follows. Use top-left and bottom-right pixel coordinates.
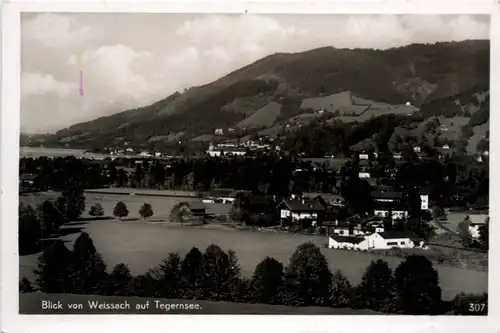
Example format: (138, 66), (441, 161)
(377, 231), (415, 240)
(19, 173), (39, 181)
(371, 191), (403, 199)
(419, 187), (432, 195)
(468, 214), (489, 225)
(186, 201), (206, 211)
(209, 188), (236, 197)
(331, 222), (351, 229)
(374, 201), (408, 211)
(330, 236), (366, 244)
(229, 190), (252, 198)
(280, 199), (326, 212)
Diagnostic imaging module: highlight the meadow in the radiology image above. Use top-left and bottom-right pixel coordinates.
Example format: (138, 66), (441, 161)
(19, 193), (487, 301)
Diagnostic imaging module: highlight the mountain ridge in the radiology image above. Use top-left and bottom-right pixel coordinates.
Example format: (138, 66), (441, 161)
(27, 40), (489, 150)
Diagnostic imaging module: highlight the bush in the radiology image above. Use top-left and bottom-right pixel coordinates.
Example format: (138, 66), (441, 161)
(19, 277), (35, 293)
(89, 203), (104, 216)
(89, 203), (105, 217)
(139, 203), (154, 220)
(113, 201), (129, 220)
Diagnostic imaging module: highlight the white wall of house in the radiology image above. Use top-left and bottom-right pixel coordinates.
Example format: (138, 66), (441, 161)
(365, 233), (414, 250)
(374, 209), (408, 220)
(292, 212), (318, 220)
(374, 198), (396, 203)
(328, 233), (414, 251)
(359, 172), (371, 179)
(420, 194), (429, 210)
(221, 197), (235, 204)
(328, 237), (369, 250)
(359, 154), (369, 160)
(333, 228), (350, 236)
(207, 151), (222, 157)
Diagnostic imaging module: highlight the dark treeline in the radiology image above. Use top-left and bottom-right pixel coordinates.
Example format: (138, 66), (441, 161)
(19, 233), (487, 315)
(19, 184), (86, 255)
(20, 152), (488, 210)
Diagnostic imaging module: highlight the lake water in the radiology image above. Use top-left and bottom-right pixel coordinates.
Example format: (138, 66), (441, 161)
(20, 147), (111, 159)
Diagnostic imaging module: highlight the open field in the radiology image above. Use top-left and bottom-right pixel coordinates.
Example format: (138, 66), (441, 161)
(20, 191), (232, 221)
(237, 101), (282, 129)
(19, 292), (380, 314)
(467, 120), (489, 154)
(19, 193), (488, 301)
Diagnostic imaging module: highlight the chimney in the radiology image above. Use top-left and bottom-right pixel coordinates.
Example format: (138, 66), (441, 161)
(335, 219), (338, 226)
(301, 199), (305, 204)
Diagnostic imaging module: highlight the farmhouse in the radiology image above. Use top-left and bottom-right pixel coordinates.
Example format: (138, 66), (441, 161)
(373, 201), (408, 220)
(206, 143), (247, 157)
(19, 173), (41, 192)
(372, 191), (403, 203)
(205, 188), (250, 204)
(466, 214), (489, 240)
(277, 199), (325, 226)
(324, 217), (385, 237)
(328, 231), (416, 250)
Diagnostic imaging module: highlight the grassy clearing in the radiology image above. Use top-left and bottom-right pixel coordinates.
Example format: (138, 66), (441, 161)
(467, 120), (489, 154)
(19, 292), (380, 314)
(237, 102), (282, 129)
(19, 194), (488, 301)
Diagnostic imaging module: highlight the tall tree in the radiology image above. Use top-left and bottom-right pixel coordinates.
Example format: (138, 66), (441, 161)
(251, 257), (284, 304)
(283, 242), (333, 306)
(180, 247), (204, 298)
(71, 232), (108, 294)
(36, 200), (65, 235)
(58, 182), (86, 221)
(19, 204), (42, 255)
(393, 255), (442, 315)
(354, 259), (394, 312)
(155, 252), (182, 298)
(329, 270), (353, 308)
(103, 263), (133, 296)
(33, 240), (74, 293)
(200, 244), (231, 300)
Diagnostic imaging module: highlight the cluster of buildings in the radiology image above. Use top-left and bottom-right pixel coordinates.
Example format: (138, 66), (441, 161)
(275, 188), (431, 250)
(205, 140), (280, 157)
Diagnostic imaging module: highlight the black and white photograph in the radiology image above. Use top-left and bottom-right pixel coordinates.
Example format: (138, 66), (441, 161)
(1, 2), (497, 330)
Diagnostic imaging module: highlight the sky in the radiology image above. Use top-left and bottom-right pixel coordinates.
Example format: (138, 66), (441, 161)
(21, 13), (490, 134)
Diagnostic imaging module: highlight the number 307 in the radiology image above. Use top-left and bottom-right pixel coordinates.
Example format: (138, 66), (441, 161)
(469, 303), (486, 312)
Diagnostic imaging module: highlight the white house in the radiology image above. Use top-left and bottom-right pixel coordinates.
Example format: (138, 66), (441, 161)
(277, 199), (326, 225)
(359, 153), (369, 160)
(420, 194), (429, 210)
(328, 231), (415, 251)
(359, 171), (371, 179)
(467, 214), (489, 240)
(373, 209), (408, 220)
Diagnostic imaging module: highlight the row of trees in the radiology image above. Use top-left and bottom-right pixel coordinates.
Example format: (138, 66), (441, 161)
(20, 233), (487, 315)
(20, 151), (489, 211)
